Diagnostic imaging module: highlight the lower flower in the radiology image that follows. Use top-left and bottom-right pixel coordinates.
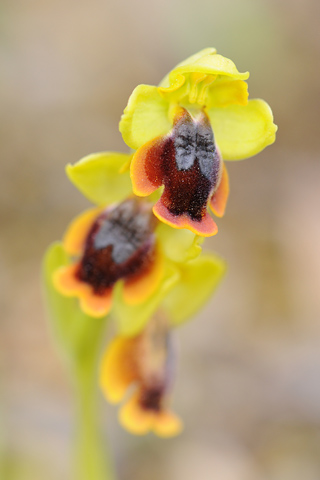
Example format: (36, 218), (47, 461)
(100, 314), (182, 437)
(53, 198), (164, 317)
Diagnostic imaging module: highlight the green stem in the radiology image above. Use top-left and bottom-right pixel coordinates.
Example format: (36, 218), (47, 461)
(73, 357), (116, 480)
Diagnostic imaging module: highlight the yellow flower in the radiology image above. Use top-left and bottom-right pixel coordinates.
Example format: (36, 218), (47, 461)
(120, 48), (277, 236)
(100, 314), (182, 437)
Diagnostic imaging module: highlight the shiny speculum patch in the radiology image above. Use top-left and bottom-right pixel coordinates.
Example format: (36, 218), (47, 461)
(162, 107), (222, 221)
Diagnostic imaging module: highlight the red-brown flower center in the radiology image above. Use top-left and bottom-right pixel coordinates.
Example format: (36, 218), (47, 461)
(139, 386), (163, 412)
(161, 108), (222, 221)
(76, 199), (157, 294)
(136, 314), (174, 412)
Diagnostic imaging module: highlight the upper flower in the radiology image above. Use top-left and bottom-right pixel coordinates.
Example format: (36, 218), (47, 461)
(119, 48), (277, 236)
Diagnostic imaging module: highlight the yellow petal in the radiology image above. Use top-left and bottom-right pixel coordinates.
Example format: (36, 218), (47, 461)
(208, 99), (277, 160)
(169, 52), (249, 83)
(156, 222), (203, 263)
(159, 50), (249, 105)
(119, 394), (154, 435)
(66, 152), (132, 206)
(206, 79), (248, 108)
(163, 253), (226, 326)
(159, 48), (217, 88)
(100, 337), (138, 404)
(79, 288), (112, 318)
(52, 263), (89, 297)
(122, 246), (164, 305)
(153, 410), (183, 438)
(113, 263), (180, 337)
(119, 84), (171, 150)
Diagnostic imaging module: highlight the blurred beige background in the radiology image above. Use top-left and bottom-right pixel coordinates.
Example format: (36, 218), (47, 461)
(1, 0), (320, 478)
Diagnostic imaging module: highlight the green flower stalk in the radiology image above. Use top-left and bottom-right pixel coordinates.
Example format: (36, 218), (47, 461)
(43, 244), (115, 480)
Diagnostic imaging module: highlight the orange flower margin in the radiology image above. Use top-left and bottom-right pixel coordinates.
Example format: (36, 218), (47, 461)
(100, 316), (182, 437)
(120, 48), (277, 237)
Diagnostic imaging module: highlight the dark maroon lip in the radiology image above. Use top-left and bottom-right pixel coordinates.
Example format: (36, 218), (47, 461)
(138, 385), (164, 412)
(143, 108), (222, 222)
(75, 199), (157, 294)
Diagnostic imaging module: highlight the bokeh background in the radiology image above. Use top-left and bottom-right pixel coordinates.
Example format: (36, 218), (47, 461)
(1, 0), (320, 478)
